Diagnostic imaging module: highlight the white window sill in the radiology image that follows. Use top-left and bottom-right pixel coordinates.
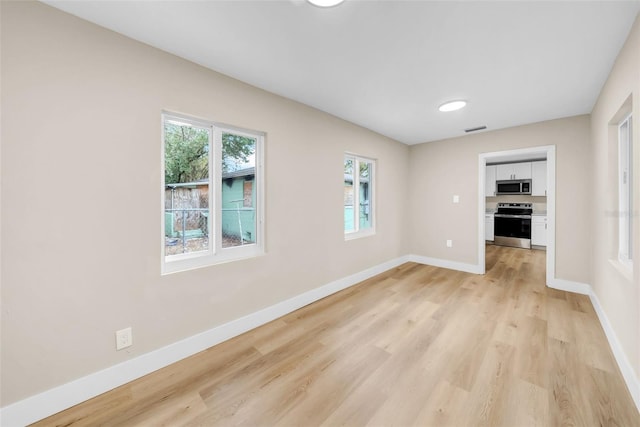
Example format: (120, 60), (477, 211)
(344, 229), (376, 241)
(162, 245), (265, 275)
(608, 258), (633, 282)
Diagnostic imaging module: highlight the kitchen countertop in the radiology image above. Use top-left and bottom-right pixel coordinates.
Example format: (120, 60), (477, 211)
(485, 209), (547, 215)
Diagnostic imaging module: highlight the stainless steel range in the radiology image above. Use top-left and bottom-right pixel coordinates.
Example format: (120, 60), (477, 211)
(494, 202), (532, 249)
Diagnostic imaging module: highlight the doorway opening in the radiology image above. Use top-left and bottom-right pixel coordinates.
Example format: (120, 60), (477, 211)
(477, 145), (556, 285)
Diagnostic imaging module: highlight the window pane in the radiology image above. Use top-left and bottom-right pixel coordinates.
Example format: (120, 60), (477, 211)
(359, 161), (372, 230)
(221, 132), (256, 248)
(344, 157), (355, 232)
(164, 120), (210, 257)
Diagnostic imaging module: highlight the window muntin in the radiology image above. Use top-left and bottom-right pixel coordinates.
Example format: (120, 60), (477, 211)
(162, 113), (263, 274)
(619, 113), (633, 267)
(344, 154), (375, 238)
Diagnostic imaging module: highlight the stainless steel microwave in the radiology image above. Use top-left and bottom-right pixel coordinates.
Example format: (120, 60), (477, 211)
(496, 179), (531, 195)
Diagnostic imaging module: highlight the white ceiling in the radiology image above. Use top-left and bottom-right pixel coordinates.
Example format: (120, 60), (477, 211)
(45, 0), (640, 145)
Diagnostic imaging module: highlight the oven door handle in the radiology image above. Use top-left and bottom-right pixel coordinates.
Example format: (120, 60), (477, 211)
(494, 214), (532, 219)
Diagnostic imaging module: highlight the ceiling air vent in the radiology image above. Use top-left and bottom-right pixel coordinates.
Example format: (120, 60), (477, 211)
(465, 125), (487, 133)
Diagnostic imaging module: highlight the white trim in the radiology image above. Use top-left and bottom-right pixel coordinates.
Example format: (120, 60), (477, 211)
(546, 146), (557, 286)
(547, 277), (591, 295)
(344, 228), (376, 241)
(588, 288), (640, 412)
(618, 113), (633, 267)
(608, 258), (634, 282)
(408, 254), (483, 274)
(0, 255), (410, 427)
(477, 155), (487, 274)
(547, 278), (640, 413)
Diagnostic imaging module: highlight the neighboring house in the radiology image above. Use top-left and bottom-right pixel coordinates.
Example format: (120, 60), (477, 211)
(221, 167), (256, 243)
(165, 167), (256, 243)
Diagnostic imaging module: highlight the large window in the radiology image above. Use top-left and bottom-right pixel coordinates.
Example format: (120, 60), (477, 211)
(619, 113), (633, 267)
(344, 154), (375, 239)
(162, 112), (264, 274)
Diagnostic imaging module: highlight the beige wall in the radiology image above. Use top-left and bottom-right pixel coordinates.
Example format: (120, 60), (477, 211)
(408, 115), (591, 283)
(0, 2), (409, 405)
(590, 14), (640, 378)
(2, 0), (639, 413)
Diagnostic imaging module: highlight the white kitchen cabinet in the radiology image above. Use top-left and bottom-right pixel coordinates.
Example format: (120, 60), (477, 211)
(496, 164), (511, 180)
(485, 213), (494, 241)
(532, 215), (547, 246)
(485, 165), (496, 196)
(531, 161), (547, 196)
(496, 162), (532, 180)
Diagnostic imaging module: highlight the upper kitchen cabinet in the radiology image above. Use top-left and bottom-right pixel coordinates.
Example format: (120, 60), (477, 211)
(496, 162), (532, 180)
(486, 165), (497, 196)
(531, 161), (547, 196)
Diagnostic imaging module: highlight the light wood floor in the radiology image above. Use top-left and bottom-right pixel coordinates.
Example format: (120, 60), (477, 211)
(34, 245), (639, 426)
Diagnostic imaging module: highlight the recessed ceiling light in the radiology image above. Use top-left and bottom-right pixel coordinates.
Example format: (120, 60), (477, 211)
(438, 100), (467, 112)
(308, 0), (345, 7)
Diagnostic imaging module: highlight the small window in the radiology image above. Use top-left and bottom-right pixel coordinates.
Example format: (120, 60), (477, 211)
(619, 113), (633, 267)
(344, 154), (375, 239)
(162, 113), (264, 274)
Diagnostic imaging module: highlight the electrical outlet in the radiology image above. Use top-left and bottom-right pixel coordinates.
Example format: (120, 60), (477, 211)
(116, 327), (132, 350)
(453, 195), (460, 203)
(446, 239), (453, 248)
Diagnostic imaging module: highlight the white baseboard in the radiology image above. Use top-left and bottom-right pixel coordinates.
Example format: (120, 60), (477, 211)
(408, 254), (483, 274)
(548, 277), (640, 413)
(0, 255), (411, 427)
(587, 288), (640, 412)
(547, 277), (592, 295)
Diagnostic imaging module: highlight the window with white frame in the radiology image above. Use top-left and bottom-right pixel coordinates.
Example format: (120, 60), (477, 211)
(618, 113), (633, 267)
(344, 154), (375, 238)
(162, 112), (264, 274)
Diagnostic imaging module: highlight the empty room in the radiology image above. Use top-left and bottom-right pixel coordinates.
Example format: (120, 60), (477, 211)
(1, 0), (640, 425)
